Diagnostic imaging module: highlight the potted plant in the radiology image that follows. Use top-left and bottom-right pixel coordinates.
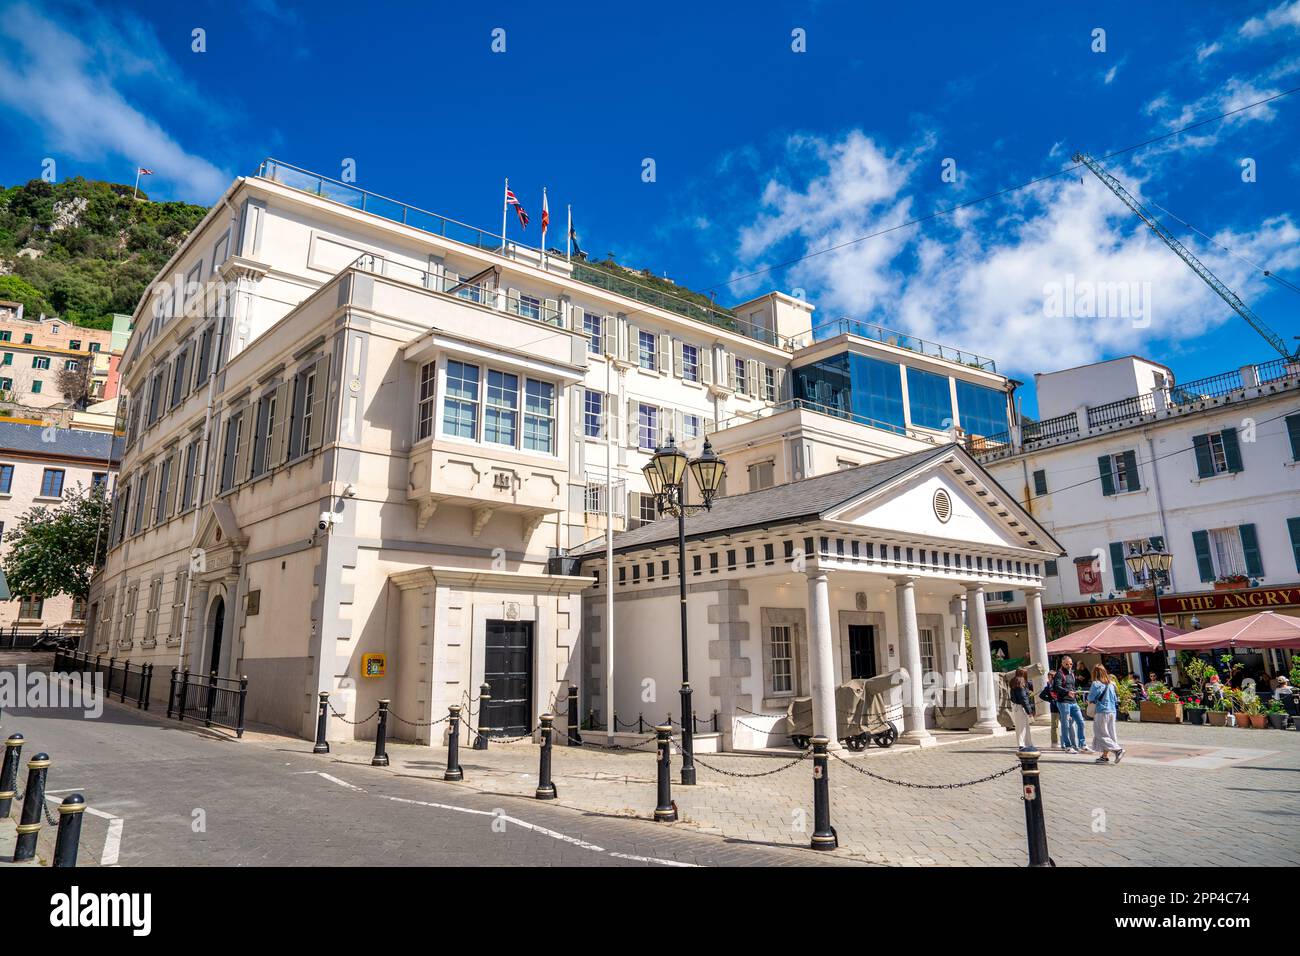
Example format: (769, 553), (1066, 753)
(1138, 681), (1183, 724)
(1244, 694), (1267, 729)
(1184, 694), (1206, 725)
(1117, 677), (1139, 722)
(1214, 573), (1249, 591)
(1265, 698), (1290, 730)
(1207, 695), (1229, 726)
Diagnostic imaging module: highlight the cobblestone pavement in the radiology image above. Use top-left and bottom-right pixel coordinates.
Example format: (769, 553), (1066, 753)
(326, 717), (1300, 867)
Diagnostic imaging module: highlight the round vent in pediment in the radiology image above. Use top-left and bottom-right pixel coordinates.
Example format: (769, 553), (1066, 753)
(933, 488), (952, 523)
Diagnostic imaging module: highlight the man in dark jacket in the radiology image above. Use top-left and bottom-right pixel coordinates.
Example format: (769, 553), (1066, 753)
(1052, 657), (1089, 753)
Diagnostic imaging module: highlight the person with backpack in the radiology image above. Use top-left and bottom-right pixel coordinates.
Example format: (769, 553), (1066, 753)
(1039, 668), (1060, 748)
(1052, 657), (1089, 754)
(1087, 663), (1125, 764)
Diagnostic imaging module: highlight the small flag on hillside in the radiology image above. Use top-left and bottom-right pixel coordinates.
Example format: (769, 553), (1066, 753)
(132, 167), (154, 199)
(137, 168), (153, 176)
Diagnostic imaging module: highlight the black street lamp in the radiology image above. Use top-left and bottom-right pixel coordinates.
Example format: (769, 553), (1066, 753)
(1125, 543), (1175, 686)
(643, 435), (726, 786)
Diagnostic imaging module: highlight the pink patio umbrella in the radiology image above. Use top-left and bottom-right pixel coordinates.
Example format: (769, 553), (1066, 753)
(1164, 610), (1300, 650)
(1044, 614), (1187, 656)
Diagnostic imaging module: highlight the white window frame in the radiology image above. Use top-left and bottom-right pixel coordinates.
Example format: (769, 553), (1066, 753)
(769, 625), (794, 694)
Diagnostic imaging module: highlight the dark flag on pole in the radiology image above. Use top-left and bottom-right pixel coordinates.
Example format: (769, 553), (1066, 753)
(505, 187), (529, 228)
(568, 220), (583, 258)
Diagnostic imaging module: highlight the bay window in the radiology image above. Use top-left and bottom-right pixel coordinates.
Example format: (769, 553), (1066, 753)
(523, 380), (555, 453)
(443, 361), (480, 439)
(484, 370), (519, 446)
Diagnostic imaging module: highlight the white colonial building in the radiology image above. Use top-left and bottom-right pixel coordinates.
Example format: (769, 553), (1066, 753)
(85, 159), (1054, 748)
(974, 354), (1300, 678)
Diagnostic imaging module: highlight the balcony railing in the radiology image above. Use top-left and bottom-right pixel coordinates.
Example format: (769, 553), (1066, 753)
(351, 254), (564, 326)
(1167, 368), (1243, 405)
(814, 318), (997, 372)
(1022, 410), (1079, 443)
(1087, 391), (1156, 429)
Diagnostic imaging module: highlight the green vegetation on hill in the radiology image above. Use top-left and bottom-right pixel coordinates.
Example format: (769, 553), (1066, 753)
(0, 177), (209, 330)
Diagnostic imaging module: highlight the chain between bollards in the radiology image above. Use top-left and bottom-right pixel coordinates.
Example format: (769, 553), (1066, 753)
(0, 733), (23, 819)
(653, 724), (677, 822)
(444, 705), (464, 781)
(535, 714), (557, 800)
(372, 699), (390, 767)
(810, 736), (837, 851)
(53, 794), (86, 868)
(473, 683), (490, 750)
(13, 752), (50, 862)
(1018, 748), (1054, 867)
(313, 691), (330, 754)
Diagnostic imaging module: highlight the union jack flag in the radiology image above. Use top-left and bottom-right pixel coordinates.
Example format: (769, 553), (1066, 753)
(506, 188), (529, 227)
(137, 168), (153, 175)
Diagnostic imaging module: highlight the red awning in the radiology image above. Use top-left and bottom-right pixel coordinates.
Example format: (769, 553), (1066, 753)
(1044, 614), (1185, 655)
(1164, 610), (1300, 650)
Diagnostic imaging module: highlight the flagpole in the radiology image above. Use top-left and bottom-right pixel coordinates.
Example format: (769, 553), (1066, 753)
(132, 168), (141, 200)
(566, 204), (572, 263)
(541, 186), (548, 267)
(501, 178), (509, 253)
(604, 354), (615, 745)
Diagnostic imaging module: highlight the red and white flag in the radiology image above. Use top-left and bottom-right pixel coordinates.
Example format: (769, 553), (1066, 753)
(137, 168), (153, 176)
(541, 188), (550, 237)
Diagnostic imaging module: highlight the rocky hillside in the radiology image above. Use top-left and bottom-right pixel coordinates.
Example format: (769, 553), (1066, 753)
(0, 177), (208, 330)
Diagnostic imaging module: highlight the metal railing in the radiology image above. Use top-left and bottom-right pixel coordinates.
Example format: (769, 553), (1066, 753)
(814, 318), (997, 371)
(168, 668), (248, 737)
(1167, 368), (1244, 405)
(1021, 411), (1080, 444)
(351, 254), (564, 326)
(52, 649), (155, 710)
(1086, 391), (1157, 429)
(1256, 357), (1300, 385)
(3, 624), (82, 651)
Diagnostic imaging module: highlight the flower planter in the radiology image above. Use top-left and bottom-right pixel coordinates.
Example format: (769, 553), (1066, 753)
(1234, 714), (1252, 728)
(1267, 713), (1289, 730)
(1207, 711), (1227, 727)
(1249, 714), (1267, 729)
(1186, 707), (1206, 726)
(1213, 580), (1249, 591)
(1139, 700), (1183, 724)
(1126, 710), (1141, 723)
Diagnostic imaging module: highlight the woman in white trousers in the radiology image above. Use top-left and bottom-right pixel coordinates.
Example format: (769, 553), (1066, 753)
(1009, 668), (1035, 751)
(1087, 664), (1125, 764)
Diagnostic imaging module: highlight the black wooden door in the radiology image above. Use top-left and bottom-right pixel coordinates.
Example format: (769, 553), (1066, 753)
(848, 624), (876, 680)
(484, 620), (532, 736)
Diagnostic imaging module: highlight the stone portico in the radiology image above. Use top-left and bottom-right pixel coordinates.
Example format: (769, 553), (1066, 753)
(575, 444), (1062, 751)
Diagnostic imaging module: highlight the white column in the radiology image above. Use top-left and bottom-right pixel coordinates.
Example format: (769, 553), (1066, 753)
(892, 576), (935, 746)
(965, 584), (1004, 735)
(1024, 587), (1051, 726)
(805, 569), (840, 750)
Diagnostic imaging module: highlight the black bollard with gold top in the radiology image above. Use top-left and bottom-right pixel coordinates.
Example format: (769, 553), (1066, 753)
(53, 795), (86, 867)
(313, 691), (330, 754)
(444, 705), (464, 781)
(535, 714), (557, 799)
(0, 733), (22, 819)
(13, 752), (50, 862)
(810, 736), (838, 851)
(372, 699), (390, 767)
(1018, 748), (1053, 867)
(653, 724), (677, 822)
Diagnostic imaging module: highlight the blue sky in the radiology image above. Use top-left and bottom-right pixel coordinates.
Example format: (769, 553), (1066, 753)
(1, 0), (1298, 415)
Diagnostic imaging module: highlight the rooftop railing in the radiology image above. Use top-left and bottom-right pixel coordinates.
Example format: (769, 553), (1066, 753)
(813, 318), (997, 372)
(252, 159), (790, 349)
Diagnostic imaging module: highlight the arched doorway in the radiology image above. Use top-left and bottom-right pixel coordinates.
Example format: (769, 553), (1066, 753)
(208, 596), (225, 676)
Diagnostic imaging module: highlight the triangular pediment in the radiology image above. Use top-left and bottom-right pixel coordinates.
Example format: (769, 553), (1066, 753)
(824, 451), (1061, 554)
(194, 499), (247, 554)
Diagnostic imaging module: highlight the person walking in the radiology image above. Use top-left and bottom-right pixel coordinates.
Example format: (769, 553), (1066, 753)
(1053, 657), (1089, 754)
(1009, 668), (1036, 751)
(1088, 664), (1125, 764)
(1040, 668), (1059, 749)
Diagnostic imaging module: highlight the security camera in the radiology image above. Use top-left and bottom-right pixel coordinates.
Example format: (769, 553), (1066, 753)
(318, 511), (336, 532)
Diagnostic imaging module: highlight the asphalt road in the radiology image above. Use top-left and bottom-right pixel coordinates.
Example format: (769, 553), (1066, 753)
(0, 666), (844, 867)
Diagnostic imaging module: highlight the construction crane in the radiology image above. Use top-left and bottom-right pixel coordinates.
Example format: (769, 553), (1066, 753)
(1073, 152), (1298, 361)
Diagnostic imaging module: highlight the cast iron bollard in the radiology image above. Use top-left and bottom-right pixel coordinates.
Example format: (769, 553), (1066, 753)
(810, 736), (837, 851)
(13, 752), (50, 862)
(535, 714), (557, 800)
(473, 683), (490, 750)
(1018, 748), (1053, 867)
(444, 705), (464, 781)
(372, 699), (390, 767)
(653, 724), (677, 822)
(53, 794), (86, 868)
(167, 668), (178, 718)
(176, 668), (191, 722)
(566, 684), (582, 747)
(0, 733), (23, 818)
(313, 691), (330, 754)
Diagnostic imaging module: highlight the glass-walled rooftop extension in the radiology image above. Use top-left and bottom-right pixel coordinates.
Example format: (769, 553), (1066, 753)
(793, 350), (1011, 440)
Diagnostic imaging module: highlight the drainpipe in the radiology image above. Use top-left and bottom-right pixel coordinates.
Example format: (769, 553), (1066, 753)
(1144, 431), (1174, 592)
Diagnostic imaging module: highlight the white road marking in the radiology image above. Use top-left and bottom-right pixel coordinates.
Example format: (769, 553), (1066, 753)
(45, 795), (124, 866)
(309, 770), (695, 864)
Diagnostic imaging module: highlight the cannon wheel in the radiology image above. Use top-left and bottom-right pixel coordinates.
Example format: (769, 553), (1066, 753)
(845, 734), (869, 751)
(790, 735), (811, 750)
(872, 725), (898, 748)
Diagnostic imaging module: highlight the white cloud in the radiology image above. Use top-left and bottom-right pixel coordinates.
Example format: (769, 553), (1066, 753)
(1240, 0), (1300, 38)
(731, 132), (1300, 376)
(0, 1), (229, 200)
(1196, 42), (1222, 61)
(1103, 64), (1119, 85)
